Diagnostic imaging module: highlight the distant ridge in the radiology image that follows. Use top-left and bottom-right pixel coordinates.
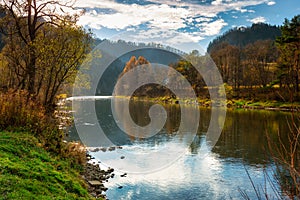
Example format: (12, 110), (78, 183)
(207, 23), (281, 53)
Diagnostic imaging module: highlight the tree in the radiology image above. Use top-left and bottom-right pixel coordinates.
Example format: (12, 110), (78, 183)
(243, 40), (278, 87)
(34, 23), (91, 108)
(0, 0), (91, 110)
(276, 15), (300, 94)
(210, 42), (241, 90)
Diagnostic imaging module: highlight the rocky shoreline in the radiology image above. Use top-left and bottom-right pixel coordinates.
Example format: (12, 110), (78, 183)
(82, 146), (127, 199)
(82, 153), (115, 199)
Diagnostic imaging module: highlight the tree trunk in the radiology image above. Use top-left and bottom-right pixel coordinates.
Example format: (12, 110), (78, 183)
(27, 49), (36, 95)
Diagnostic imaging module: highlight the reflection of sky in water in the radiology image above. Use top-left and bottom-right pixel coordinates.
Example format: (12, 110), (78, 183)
(91, 131), (197, 173)
(99, 148), (277, 200)
(90, 133), (278, 200)
(70, 99), (294, 199)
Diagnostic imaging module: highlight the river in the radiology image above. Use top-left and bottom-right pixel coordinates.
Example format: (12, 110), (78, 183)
(69, 98), (296, 199)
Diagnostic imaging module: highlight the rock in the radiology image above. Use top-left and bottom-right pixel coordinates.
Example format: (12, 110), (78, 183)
(90, 148), (99, 152)
(100, 147), (107, 152)
(108, 168), (114, 173)
(88, 180), (102, 186)
(90, 192), (97, 197)
(95, 189), (102, 194)
(84, 153), (115, 199)
(108, 146), (116, 151)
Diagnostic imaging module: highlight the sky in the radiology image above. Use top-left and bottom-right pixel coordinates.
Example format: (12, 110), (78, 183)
(74, 0), (300, 51)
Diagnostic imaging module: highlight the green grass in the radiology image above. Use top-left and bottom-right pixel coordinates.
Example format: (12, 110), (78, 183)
(0, 132), (92, 200)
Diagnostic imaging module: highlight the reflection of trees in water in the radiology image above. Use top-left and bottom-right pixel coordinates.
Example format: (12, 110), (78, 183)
(188, 108), (212, 154)
(112, 99), (200, 145)
(71, 100), (294, 167)
(127, 100), (182, 140)
(212, 110), (295, 165)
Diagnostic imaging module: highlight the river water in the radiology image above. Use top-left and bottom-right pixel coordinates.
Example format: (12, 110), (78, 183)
(69, 98), (295, 199)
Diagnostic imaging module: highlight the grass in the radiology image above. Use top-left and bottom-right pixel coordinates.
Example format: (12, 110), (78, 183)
(126, 95), (300, 111)
(230, 99), (300, 110)
(0, 131), (92, 200)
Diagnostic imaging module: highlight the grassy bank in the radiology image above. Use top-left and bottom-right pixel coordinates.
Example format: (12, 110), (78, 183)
(0, 131), (92, 200)
(128, 96), (300, 111)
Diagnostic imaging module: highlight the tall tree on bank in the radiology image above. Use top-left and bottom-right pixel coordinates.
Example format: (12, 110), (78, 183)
(210, 42), (241, 90)
(0, 0), (91, 110)
(276, 15), (300, 95)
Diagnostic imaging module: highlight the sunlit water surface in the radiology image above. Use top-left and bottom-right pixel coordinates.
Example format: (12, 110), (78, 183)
(69, 98), (295, 199)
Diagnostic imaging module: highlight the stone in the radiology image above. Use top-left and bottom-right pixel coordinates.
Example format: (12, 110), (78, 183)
(108, 146), (116, 151)
(88, 180), (102, 186)
(108, 168), (114, 173)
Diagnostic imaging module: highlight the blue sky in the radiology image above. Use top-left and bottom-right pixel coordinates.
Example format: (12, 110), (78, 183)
(75, 0), (300, 51)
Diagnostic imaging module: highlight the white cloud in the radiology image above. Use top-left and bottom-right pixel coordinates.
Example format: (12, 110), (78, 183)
(211, 0), (223, 6)
(108, 29), (206, 54)
(77, 1), (190, 30)
(248, 16), (267, 23)
(75, 0), (269, 43)
(235, 7), (255, 13)
(267, 1), (276, 6)
(198, 19), (228, 36)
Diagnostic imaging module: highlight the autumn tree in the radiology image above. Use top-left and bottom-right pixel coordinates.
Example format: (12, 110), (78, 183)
(0, 0), (91, 110)
(243, 40), (278, 87)
(276, 15), (300, 95)
(210, 42), (241, 90)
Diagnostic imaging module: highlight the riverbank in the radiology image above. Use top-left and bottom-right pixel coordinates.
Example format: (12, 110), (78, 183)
(128, 96), (300, 111)
(0, 131), (112, 200)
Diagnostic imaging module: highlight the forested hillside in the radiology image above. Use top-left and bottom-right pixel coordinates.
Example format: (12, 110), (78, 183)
(207, 23), (281, 53)
(207, 17), (300, 101)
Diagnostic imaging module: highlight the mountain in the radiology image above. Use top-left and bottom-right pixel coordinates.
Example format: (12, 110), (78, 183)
(207, 23), (281, 53)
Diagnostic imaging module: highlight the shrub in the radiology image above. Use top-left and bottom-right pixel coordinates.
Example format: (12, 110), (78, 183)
(0, 90), (63, 154)
(61, 142), (87, 167)
(0, 90), (87, 167)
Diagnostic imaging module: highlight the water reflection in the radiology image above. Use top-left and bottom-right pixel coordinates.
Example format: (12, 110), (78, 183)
(213, 109), (293, 165)
(69, 99), (297, 199)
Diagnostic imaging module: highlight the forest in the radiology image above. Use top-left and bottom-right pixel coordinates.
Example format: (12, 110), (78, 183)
(208, 20), (300, 102)
(113, 19), (300, 105)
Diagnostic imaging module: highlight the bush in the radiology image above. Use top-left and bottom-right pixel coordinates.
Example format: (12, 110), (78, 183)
(61, 142), (87, 167)
(0, 89), (63, 154)
(0, 90), (87, 167)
